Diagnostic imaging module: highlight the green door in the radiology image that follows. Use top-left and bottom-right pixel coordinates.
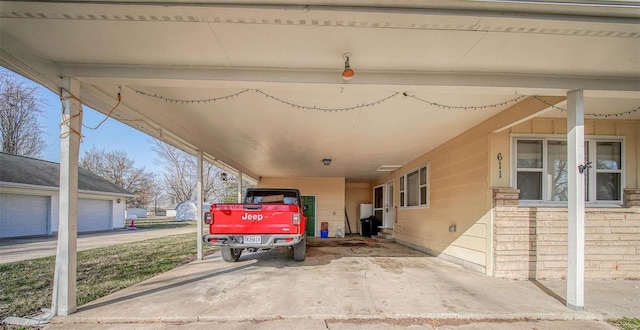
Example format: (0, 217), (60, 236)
(302, 196), (316, 237)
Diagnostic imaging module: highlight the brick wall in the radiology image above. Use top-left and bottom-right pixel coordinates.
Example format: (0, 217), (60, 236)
(493, 188), (640, 280)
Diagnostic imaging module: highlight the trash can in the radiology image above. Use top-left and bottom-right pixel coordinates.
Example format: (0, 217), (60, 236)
(360, 217), (372, 237)
(321, 222), (328, 231)
(371, 216), (381, 236)
(320, 222), (329, 238)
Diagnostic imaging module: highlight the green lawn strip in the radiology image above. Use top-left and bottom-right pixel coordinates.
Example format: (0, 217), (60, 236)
(132, 219), (196, 230)
(0, 233), (216, 319)
(610, 317), (640, 330)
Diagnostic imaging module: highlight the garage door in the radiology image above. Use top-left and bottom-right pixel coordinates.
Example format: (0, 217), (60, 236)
(78, 199), (112, 232)
(0, 193), (50, 238)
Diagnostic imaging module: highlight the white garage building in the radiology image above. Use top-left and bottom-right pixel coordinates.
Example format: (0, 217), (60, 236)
(0, 153), (134, 238)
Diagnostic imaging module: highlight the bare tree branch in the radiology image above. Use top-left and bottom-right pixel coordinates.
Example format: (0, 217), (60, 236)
(0, 69), (46, 157)
(80, 146), (159, 208)
(150, 140), (251, 204)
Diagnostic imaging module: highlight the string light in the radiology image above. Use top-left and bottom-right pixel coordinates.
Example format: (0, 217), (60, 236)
(403, 92), (526, 110)
(129, 87), (251, 104)
(129, 87), (640, 117)
(254, 89), (399, 112)
(533, 96), (640, 118)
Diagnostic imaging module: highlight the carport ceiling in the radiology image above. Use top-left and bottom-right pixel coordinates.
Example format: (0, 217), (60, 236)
(1, 1), (639, 181)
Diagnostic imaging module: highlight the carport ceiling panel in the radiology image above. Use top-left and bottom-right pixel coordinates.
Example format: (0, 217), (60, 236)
(130, 85), (521, 180)
(0, 19), (228, 66)
(118, 86), (239, 164)
(189, 88), (379, 177)
(460, 31), (640, 77)
(208, 18), (485, 71)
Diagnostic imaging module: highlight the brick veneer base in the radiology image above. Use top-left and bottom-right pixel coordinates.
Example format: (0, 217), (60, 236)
(493, 188), (640, 280)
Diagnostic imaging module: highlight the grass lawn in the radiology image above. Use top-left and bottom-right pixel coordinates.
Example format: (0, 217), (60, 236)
(0, 233), (217, 319)
(610, 317), (640, 330)
(129, 217), (196, 229)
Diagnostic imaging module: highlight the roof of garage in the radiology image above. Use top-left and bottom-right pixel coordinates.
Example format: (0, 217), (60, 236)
(0, 152), (133, 196)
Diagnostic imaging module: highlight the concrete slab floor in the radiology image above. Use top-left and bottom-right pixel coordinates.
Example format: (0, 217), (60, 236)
(44, 238), (638, 329)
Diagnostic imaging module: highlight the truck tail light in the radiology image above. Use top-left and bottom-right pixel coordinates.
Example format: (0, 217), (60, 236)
(205, 212), (213, 224)
(292, 213), (301, 225)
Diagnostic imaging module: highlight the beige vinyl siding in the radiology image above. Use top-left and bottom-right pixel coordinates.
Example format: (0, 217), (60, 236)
(389, 135), (491, 273)
(345, 182), (371, 235)
(258, 177), (345, 237)
(376, 96), (564, 274)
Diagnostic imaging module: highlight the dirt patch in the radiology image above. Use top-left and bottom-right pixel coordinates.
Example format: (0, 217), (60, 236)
(371, 258), (405, 274)
(307, 237), (382, 248)
(304, 237), (430, 260)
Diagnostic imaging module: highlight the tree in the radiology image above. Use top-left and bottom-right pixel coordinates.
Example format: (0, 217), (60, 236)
(80, 146), (158, 208)
(0, 69), (46, 157)
(151, 140), (249, 204)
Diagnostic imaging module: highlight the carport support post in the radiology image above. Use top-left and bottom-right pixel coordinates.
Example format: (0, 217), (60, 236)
(566, 90), (585, 311)
(237, 172), (243, 203)
(196, 150), (203, 260)
(52, 77), (82, 316)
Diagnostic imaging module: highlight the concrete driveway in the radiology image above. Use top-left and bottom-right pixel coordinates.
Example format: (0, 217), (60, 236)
(47, 238), (638, 329)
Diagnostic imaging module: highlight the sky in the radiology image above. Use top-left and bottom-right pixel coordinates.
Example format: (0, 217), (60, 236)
(4, 68), (161, 174)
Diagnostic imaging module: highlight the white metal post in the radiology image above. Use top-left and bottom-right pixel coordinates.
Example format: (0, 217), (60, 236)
(567, 90), (585, 311)
(196, 150), (204, 260)
(237, 172), (243, 203)
(52, 77), (82, 316)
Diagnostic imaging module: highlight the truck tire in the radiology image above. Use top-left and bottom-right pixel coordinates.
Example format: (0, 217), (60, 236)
(221, 246), (242, 262)
(293, 236), (306, 261)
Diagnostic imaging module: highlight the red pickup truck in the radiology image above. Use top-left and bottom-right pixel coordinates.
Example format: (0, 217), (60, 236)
(203, 188), (307, 262)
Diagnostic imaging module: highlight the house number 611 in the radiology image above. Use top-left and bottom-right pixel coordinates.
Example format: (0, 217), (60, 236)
(497, 153), (503, 178)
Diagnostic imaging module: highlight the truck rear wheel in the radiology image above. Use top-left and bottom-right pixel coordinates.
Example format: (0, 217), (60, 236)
(293, 236), (306, 261)
(221, 246), (242, 262)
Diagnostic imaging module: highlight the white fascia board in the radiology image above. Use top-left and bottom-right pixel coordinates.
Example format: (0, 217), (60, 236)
(0, 182), (134, 197)
(0, 182), (60, 196)
(77, 190), (135, 198)
(62, 64), (640, 93)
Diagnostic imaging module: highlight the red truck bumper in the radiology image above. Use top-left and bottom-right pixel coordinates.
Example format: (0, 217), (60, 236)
(202, 234), (303, 248)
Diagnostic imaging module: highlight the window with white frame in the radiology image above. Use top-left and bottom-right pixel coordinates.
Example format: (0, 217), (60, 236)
(514, 137), (623, 203)
(400, 164), (429, 207)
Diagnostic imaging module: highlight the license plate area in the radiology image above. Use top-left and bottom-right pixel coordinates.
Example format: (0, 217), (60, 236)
(243, 235), (261, 244)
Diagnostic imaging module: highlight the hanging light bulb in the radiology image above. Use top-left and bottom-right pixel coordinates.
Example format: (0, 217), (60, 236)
(342, 53), (354, 80)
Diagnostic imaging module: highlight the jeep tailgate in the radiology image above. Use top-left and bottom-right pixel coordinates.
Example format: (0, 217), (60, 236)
(209, 204), (302, 235)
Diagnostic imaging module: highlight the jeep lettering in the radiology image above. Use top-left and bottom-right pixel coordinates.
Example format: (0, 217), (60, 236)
(241, 212), (263, 221)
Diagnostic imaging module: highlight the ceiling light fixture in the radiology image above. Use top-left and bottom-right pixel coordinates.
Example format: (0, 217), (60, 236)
(376, 165), (402, 172)
(323, 158), (332, 166)
(342, 53), (354, 80)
